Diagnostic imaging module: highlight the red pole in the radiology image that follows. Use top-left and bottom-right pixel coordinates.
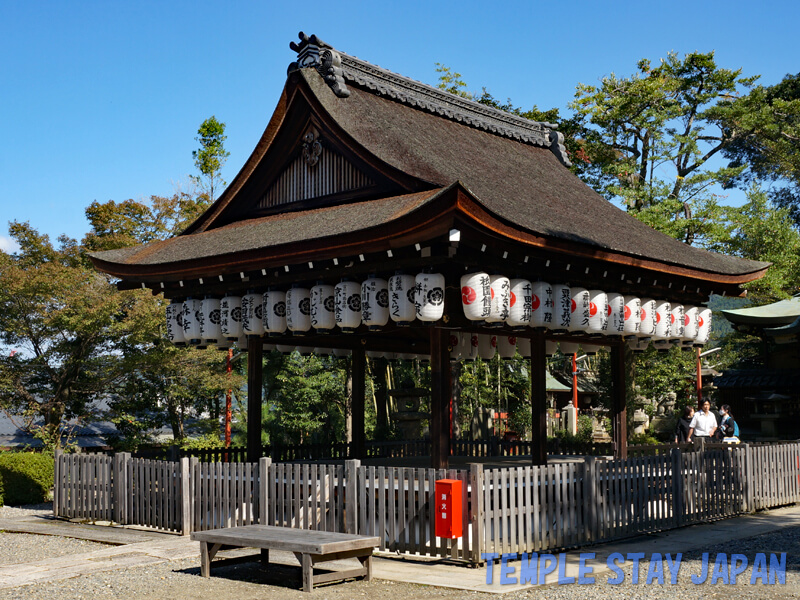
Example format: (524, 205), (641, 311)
(225, 347), (233, 448)
(696, 346), (703, 407)
(572, 353), (578, 409)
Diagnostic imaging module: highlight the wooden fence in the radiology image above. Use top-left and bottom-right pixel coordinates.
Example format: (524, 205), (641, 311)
(54, 442), (800, 563)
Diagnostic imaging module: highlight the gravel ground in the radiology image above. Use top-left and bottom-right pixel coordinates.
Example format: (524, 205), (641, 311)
(0, 503), (53, 520)
(0, 532), (111, 565)
(0, 501), (797, 600)
(0, 527), (796, 600)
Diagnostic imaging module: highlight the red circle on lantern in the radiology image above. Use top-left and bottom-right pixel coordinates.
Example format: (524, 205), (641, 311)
(624, 306), (632, 320)
(698, 316), (704, 327)
(607, 304), (613, 316)
(684, 314), (690, 326)
(670, 313), (675, 324)
(490, 336), (497, 348)
(589, 302), (598, 317)
(450, 335), (459, 346)
(571, 299), (577, 313)
(508, 336), (517, 345)
(471, 336), (479, 347)
(490, 288), (495, 299)
(510, 291), (517, 307)
(656, 312), (661, 323)
(462, 286), (477, 305)
(532, 294), (540, 310)
(640, 309), (647, 321)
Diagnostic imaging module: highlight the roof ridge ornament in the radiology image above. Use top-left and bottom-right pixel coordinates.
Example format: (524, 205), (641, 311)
(288, 32), (350, 98)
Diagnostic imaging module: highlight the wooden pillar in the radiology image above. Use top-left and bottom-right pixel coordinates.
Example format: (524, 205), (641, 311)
(246, 336), (264, 463)
(430, 327), (451, 469)
(531, 332), (548, 466)
(611, 342), (628, 459)
(351, 346), (366, 460)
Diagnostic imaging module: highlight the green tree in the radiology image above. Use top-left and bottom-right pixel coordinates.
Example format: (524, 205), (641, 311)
(570, 52), (762, 242)
(722, 73), (800, 224)
(190, 116), (230, 202)
(83, 195), (243, 445)
(0, 223), (132, 445)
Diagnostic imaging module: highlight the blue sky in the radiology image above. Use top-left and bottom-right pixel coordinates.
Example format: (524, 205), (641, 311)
(2, 0), (798, 253)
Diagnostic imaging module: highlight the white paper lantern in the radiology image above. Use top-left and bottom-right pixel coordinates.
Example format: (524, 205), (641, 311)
(628, 337), (650, 352)
(200, 297), (222, 344)
(276, 344), (294, 354)
(235, 335), (249, 350)
(517, 337), (531, 358)
(569, 287), (591, 333)
(362, 277), (389, 329)
(242, 292), (265, 336)
(605, 292), (625, 335)
(497, 335), (517, 359)
(335, 280), (361, 332)
(682, 306), (699, 345)
(582, 343), (601, 355)
(332, 347), (351, 357)
(587, 290), (608, 334)
(560, 341), (580, 354)
(478, 334), (497, 360)
(486, 275), (511, 324)
(449, 333), (464, 361)
(389, 273), (416, 325)
(263, 290), (287, 334)
(415, 272), (446, 322)
(638, 298), (657, 338)
(670, 304), (685, 340)
(286, 287), (311, 333)
(552, 284), (572, 331)
(654, 300), (671, 340)
(531, 281), (554, 329)
(623, 295), (641, 338)
(296, 346), (313, 356)
(695, 308), (712, 346)
(465, 334), (479, 361)
(220, 295), (242, 341)
(546, 340), (558, 356)
(263, 343), (276, 352)
(313, 347), (331, 356)
(310, 284), (335, 333)
(460, 272), (491, 321)
(507, 279), (533, 328)
(166, 301), (186, 345)
(182, 298), (202, 343)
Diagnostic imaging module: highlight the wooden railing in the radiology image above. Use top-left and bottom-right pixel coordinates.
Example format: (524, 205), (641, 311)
(55, 443), (800, 562)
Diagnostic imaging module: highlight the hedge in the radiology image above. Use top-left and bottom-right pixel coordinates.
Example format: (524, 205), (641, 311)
(0, 451), (54, 505)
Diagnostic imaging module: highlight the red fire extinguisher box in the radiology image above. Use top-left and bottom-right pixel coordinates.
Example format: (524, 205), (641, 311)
(435, 479), (463, 539)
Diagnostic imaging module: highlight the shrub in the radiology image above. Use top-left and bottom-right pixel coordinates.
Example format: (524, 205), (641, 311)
(0, 470), (4, 507)
(0, 451), (54, 505)
(628, 433), (661, 446)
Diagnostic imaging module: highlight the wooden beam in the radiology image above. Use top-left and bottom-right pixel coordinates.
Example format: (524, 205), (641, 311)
(530, 332), (548, 466)
(611, 342), (628, 460)
(351, 347), (366, 460)
(430, 327), (451, 469)
(247, 336), (264, 463)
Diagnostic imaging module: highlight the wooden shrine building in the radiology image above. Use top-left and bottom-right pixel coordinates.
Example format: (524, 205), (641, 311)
(90, 33), (768, 468)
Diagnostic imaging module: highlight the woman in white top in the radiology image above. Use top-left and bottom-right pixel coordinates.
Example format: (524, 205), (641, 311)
(687, 400), (717, 442)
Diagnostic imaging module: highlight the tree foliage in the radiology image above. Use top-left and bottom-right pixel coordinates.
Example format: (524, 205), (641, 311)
(190, 116), (230, 202)
(722, 72), (800, 225)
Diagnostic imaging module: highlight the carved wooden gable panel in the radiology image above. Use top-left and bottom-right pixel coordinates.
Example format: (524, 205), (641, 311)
(258, 126), (375, 210)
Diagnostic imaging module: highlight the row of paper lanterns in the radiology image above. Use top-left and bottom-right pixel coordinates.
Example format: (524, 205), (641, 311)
(459, 272), (712, 347)
(165, 273), (446, 345)
(258, 334), (685, 363)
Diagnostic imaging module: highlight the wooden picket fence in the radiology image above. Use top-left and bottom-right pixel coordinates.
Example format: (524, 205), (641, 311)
(54, 442), (800, 563)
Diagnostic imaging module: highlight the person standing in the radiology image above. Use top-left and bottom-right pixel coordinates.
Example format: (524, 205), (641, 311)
(674, 405), (695, 443)
(688, 400), (717, 442)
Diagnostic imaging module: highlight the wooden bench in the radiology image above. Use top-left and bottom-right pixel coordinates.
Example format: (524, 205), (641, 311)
(191, 525), (380, 592)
